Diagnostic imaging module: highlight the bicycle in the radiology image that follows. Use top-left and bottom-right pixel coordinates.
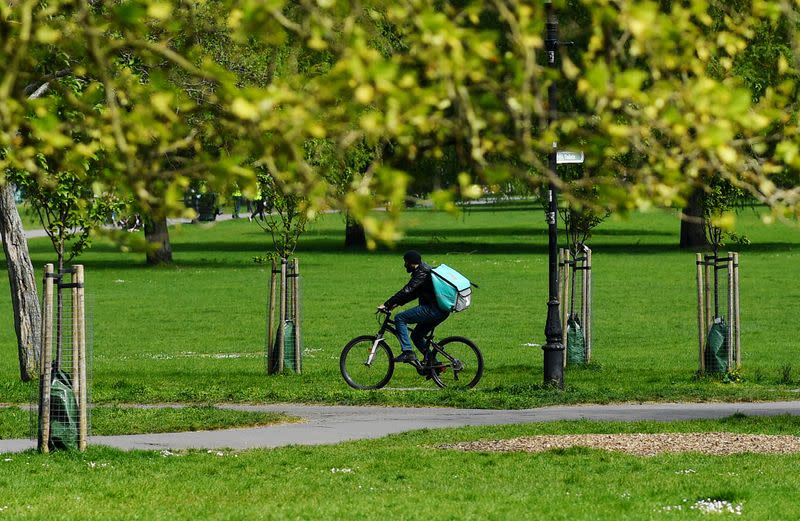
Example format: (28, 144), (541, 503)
(340, 309), (484, 390)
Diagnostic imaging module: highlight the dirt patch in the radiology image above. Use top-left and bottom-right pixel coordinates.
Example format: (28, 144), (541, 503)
(441, 433), (800, 456)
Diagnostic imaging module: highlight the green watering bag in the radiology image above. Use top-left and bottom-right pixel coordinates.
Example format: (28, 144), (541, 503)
(566, 314), (587, 365)
(49, 369), (79, 451)
(431, 264), (474, 312)
(704, 318), (729, 373)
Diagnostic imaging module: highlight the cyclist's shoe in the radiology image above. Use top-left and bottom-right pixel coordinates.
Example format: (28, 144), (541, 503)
(394, 351), (418, 364)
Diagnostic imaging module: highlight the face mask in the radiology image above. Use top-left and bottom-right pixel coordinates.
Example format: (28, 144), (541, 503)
(405, 263), (414, 273)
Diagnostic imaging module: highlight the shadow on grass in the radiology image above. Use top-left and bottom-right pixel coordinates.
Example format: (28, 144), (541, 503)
(9, 213), (798, 273)
(399, 226), (675, 239)
(10, 239), (797, 273)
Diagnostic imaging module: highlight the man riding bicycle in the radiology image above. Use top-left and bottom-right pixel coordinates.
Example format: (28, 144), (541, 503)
(378, 251), (449, 364)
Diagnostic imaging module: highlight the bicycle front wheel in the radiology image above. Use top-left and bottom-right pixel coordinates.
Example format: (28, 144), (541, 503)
(340, 335), (395, 390)
(430, 336), (484, 390)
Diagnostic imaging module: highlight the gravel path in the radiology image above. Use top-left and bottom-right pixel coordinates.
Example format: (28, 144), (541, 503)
(442, 432), (800, 456)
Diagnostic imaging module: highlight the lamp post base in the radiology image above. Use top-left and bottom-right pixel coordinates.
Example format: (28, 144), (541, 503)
(542, 343), (564, 389)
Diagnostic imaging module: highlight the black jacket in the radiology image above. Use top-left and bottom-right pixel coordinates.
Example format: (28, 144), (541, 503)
(384, 262), (437, 308)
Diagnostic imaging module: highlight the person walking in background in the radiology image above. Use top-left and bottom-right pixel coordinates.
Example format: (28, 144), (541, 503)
(231, 183), (243, 219)
(249, 186), (267, 221)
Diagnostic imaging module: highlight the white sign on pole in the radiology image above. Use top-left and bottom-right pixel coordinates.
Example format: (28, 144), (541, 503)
(556, 151), (585, 164)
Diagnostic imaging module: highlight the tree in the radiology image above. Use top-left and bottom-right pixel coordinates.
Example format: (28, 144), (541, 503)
(8, 169), (118, 274)
(556, 166), (609, 254)
(0, 184), (40, 381)
(3, 0), (799, 258)
(571, 0), (799, 221)
(252, 171), (308, 260)
(680, 2), (799, 248)
(6, 0), (800, 231)
(5, 72), (123, 375)
(0, 71), (77, 382)
(1, 0), (267, 262)
(232, 0), (799, 232)
(0, 1), (247, 380)
(6, 73), (122, 272)
(679, 187), (709, 249)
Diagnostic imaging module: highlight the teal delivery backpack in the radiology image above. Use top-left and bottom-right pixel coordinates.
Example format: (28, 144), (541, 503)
(431, 264), (475, 312)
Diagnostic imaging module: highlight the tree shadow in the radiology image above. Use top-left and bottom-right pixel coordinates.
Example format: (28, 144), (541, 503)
(7, 238), (796, 274)
(7, 213), (797, 273)
(591, 228), (674, 237)
(401, 226), (676, 239)
(456, 204), (543, 214)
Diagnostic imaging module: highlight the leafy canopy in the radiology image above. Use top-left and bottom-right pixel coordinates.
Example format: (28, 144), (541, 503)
(1, 0), (798, 246)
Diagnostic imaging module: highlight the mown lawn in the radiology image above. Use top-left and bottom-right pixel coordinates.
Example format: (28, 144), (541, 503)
(0, 406), (297, 438)
(1, 415), (799, 520)
(14, 203), (41, 231)
(1, 201), (799, 407)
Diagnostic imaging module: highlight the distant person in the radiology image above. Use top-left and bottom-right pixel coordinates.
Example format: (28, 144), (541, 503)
(231, 184), (243, 219)
(249, 187), (268, 221)
(378, 251), (449, 363)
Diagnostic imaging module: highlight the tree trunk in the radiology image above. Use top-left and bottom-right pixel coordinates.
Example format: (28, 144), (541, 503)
(680, 188), (709, 249)
(344, 213), (366, 249)
(0, 184), (41, 381)
(144, 214), (173, 265)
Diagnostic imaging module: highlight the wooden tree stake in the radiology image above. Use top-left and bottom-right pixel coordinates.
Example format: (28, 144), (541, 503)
(558, 248), (566, 348)
(276, 258), (287, 373)
(703, 258), (712, 329)
(727, 252), (735, 369)
(733, 252), (741, 368)
(293, 258), (302, 373)
(561, 250), (572, 368)
(71, 271), (80, 406)
(75, 265), (87, 451)
(37, 264), (55, 453)
(585, 248), (593, 362)
(266, 259), (277, 374)
(696, 253), (706, 372)
(581, 250), (589, 361)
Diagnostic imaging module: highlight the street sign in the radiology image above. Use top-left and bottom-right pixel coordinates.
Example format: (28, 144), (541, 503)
(556, 151), (584, 164)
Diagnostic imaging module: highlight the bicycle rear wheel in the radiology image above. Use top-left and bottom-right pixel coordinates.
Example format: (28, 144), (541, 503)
(340, 335), (395, 390)
(430, 336), (483, 389)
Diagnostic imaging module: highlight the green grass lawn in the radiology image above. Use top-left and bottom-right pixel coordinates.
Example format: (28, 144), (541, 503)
(1, 415), (799, 520)
(14, 203), (43, 231)
(1, 201), (799, 408)
(0, 406), (297, 438)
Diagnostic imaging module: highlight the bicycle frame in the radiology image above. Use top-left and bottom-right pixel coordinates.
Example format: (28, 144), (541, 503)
(365, 311), (396, 366)
(370, 310), (456, 369)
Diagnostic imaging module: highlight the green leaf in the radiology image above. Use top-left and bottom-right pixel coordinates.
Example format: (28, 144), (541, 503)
(585, 62), (610, 93)
(615, 69), (648, 95)
(113, 1), (147, 27)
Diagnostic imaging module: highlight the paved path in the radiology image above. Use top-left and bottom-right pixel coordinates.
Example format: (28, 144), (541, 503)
(4, 401), (800, 454)
(22, 216), (234, 240)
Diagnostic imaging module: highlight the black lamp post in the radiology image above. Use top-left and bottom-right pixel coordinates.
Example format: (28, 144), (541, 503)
(542, 1), (564, 388)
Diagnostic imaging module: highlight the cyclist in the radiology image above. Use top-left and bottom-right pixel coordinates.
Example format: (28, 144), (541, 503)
(378, 250), (449, 364)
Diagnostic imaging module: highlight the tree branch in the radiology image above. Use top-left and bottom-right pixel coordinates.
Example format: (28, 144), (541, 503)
(23, 69), (73, 96)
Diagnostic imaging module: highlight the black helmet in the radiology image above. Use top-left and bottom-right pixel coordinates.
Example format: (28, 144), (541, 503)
(403, 250), (422, 264)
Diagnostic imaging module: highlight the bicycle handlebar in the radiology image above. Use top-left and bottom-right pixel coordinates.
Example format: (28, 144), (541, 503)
(375, 307), (393, 327)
